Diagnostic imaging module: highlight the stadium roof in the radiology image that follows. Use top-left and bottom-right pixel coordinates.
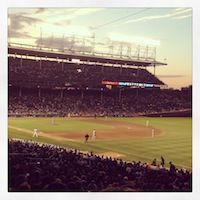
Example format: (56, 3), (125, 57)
(8, 43), (167, 67)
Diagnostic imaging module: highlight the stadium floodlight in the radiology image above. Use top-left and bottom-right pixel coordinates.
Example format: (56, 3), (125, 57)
(108, 32), (160, 46)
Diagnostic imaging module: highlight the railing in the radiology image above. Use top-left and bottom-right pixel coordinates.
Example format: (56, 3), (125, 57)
(8, 42), (158, 63)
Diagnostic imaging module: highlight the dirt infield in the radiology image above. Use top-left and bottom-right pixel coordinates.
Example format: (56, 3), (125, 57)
(44, 118), (162, 141)
(97, 151), (125, 158)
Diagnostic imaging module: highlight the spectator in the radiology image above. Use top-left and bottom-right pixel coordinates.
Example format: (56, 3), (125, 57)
(161, 156), (165, 167)
(169, 161), (176, 175)
(151, 158), (157, 166)
(9, 139), (192, 192)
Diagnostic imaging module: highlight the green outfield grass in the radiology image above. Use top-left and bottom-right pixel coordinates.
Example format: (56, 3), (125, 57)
(8, 117), (192, 170)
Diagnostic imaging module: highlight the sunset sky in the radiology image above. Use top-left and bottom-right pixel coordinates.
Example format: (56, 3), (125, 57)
(8, 8), (192, 89)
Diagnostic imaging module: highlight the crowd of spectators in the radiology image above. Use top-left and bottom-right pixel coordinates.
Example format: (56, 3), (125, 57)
(9, 57), (163, 88)
(9, 139), (192, 192)
(8, 56), (191, 117)
(9, 87), (191, 117)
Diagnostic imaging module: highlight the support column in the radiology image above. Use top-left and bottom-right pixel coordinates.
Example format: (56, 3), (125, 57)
(92, 33), (95, 55)
(39, 58), (42, 69)
(145, 46), (149, 60)
(101, 65), (104, 73)
(120, 43), (123, 58)
(19, 87), (22, 97)
(119, 89), (122, 102)
(120, 88), (123, 102)
(20, 56), (23, 68)
(62, 61), (64, 71)
(136, 87), (139, 98)
(137, 45), (140, 60)
(137, 66), (140, 76)
(101, 89), (103, 103)
(81, 90), (84, 100)
(38, 87), (41, 98)
(61, 89), (64, 99)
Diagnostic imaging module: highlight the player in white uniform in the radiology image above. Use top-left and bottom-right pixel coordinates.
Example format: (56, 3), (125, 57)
(92, 129), (96, 140)
(33, 129), (38, 137)
(146, 120), (149, 127)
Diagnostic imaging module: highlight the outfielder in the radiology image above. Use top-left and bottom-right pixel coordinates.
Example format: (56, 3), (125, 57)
(92, 129), (96, 140)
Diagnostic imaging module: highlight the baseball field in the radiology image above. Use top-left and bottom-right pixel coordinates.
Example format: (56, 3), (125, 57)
(8, 117), (192, 170)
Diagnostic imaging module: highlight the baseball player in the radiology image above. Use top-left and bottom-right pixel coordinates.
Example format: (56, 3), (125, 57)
(146, 120), (149, 127)
(33, 129), (38, 137)
(92, 129), (96, 140)
(84, 134), (89, 143)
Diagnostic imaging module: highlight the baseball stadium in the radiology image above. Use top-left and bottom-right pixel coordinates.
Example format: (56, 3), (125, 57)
(8, 8), (192, 192)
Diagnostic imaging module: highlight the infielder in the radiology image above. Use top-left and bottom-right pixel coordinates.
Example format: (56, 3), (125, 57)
(146, 120), (149, 127)
(33, 129), (39, 137)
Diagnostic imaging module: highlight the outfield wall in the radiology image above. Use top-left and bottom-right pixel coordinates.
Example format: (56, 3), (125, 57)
(143, 109), (192, 117)
(8, 109), (192, 118)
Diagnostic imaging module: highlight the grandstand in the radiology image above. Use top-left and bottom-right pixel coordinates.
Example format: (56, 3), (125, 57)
(8, 39), (180, 117)
(8, 40), (166, 88)
(8, 41), (191, 117)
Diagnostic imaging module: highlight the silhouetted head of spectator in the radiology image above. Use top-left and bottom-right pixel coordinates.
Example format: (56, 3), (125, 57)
(17, 181), (31, 191)
(44, 178), (67, 191)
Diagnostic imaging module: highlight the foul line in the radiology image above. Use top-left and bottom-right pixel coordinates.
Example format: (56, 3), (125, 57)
(8, 125), (76, 142)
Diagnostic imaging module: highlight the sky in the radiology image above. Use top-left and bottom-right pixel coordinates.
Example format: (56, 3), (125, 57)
(8, 8), (192, 89)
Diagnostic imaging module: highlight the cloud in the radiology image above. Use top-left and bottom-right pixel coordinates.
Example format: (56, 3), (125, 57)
(174, 8), (186, 12)
(157, 75), (185, 78)
(107, 32), (160, 46)
(9, 13), (43, 25)
(34, 8), (46, 14)
(70, 8), (104, 18)
(124, 8), (192, 24)
(8, 29), (32, 39)
(53, 19), (71, 26)
(49, 8), (104, 27)
(173, 14), (192, 20)
(8, 8), (103, 40)
(8, 13), (43, 38)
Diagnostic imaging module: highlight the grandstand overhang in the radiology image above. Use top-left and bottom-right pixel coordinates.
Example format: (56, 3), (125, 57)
(8, 44), (167, 67)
